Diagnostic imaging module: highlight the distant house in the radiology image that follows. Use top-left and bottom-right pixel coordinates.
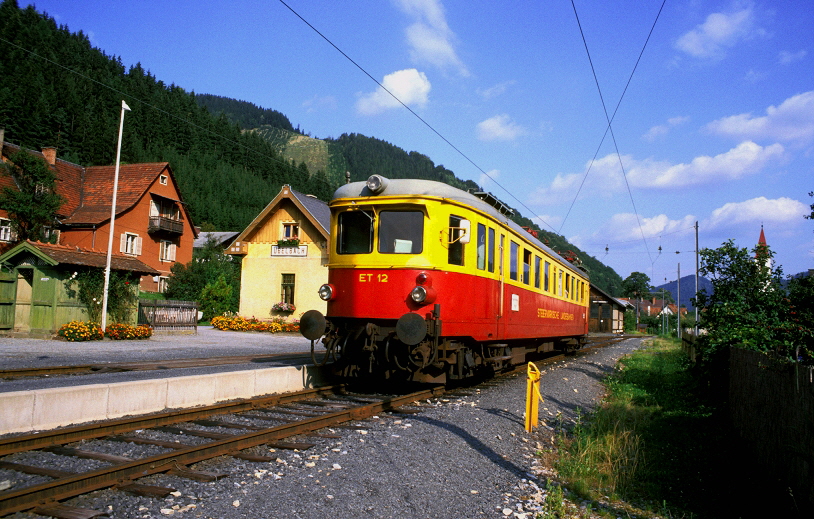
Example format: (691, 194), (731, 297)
(589, 284), (630, 333)
(194, 231), (240, 251)
(226, 185), (329, 321)
(0, 136), (197, 292)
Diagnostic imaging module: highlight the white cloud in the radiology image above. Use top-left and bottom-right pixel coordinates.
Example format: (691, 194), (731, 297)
(642, 115), (689, 141)
(477, 81), (516, 100)
(706, 197), (809, 229)
(674, 4), (761, 60)
(302, 94), (337, 113)
(597, 213), (698, 243)
(393, 0), (469, 76)
(476, 114), (526, 141)
(530, 141), (784, 201)
(778, 49), (807, 65)
(356, 69), (431, 116)
(704, 91), (814, 144)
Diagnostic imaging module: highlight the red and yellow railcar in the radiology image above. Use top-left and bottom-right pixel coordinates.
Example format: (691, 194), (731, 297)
(300, 175), (589, 383)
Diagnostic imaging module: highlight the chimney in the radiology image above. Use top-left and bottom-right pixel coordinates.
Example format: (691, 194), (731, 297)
(41, 147), (57, 165)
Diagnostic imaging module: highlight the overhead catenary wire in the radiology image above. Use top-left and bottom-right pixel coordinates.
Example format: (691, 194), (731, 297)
(563, 0), (669, 268)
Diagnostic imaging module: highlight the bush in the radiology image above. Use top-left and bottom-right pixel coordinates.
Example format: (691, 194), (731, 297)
(105, 323), (153, 340)
(211, 315), (299, 333)
(58, 320), (104, 341)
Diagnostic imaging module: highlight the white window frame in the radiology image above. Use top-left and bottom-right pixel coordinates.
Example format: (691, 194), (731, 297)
(160, 239), (177, 262)
(159, 174), (168, 185)
(120, 232), (142, 256)
(158, 276), (170, 293)
(282, 221), (299, 239)
(0, 219), (15, 242)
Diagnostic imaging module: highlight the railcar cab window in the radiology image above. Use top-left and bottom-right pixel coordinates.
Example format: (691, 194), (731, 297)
(448, 215), (465, 265)
(338, 210), (374, 254)
(378, 211), (423, 254)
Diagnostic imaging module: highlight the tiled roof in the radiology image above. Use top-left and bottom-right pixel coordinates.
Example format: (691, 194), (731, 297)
(62, 163), (171, 225)
(8, 240), (159, 274)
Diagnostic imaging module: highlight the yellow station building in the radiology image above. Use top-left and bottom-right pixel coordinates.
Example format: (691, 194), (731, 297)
(226, 185), (330, 321)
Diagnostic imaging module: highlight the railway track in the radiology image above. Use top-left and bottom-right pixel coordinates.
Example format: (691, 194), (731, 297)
(0, 335), (633, 382)
(0, 335), (634, 517)
(0, 384), (443, 517)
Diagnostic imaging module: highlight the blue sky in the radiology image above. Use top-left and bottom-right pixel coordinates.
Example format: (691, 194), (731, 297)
(27, 0), (813, 283)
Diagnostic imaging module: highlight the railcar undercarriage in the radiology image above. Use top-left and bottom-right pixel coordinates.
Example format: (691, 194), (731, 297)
(307, 310), (585, 384)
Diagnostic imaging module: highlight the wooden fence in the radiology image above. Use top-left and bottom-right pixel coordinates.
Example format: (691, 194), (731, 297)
(138, 299), (198, 333)
(729, 348), (814, 508)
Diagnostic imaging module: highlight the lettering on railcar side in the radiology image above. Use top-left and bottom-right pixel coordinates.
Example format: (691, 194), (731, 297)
(359, 273), (388, 282)
(537, 308), (575, 321)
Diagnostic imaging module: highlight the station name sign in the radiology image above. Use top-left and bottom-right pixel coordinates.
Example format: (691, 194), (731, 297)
(271, 245), (308, 257)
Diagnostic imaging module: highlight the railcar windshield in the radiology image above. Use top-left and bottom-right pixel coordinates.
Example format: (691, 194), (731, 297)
(337, 210), (374, 254)
(378, 210), (424, 254)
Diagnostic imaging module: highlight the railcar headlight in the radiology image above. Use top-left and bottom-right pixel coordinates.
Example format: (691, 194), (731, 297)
(410, 285), (436, 305)
(366, 174), (389, 194)
(318, 284), (335, 301)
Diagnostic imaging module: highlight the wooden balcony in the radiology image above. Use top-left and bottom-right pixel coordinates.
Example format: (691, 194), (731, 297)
(148, 216), (184, 235)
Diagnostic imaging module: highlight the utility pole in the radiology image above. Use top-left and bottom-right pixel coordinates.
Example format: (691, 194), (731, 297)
(677, 263), (681, 339)
(694, 221), (699, 336)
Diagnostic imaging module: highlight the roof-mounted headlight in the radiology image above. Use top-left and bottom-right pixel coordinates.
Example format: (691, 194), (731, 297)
(366, 174), (389, 195)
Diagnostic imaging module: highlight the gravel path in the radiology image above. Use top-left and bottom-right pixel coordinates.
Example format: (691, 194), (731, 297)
(5, 337), (644, 519)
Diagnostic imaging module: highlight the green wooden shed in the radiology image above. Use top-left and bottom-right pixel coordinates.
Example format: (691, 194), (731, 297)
(0, 241), (158, 338)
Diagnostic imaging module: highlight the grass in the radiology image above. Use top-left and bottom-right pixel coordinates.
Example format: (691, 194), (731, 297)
(541, 337), (748, 518)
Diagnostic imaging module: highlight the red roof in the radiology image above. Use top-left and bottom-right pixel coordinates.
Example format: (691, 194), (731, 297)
(62, 163), (172, 225)
(1, 143), (194, 230)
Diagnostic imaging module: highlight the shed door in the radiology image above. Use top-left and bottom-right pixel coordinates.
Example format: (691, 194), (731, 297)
(0, 271), (15, 329)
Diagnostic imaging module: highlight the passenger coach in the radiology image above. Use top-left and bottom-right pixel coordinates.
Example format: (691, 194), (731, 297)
(300, 175), (589, 383)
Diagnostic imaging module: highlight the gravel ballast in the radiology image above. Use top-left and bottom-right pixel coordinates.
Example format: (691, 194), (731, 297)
(4, 337), (644, 519)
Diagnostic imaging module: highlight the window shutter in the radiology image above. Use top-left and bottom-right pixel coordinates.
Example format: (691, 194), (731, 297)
(135, 236), (143, 256)
(169, 243), (177, 261)
(150, 200), (158, 217)
(120, 233), (127, 253)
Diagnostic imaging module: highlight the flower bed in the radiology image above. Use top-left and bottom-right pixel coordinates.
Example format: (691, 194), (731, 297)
(58, 320), (104, 342)
(211, 315), (299, 333)
(105, 323), (153, 340)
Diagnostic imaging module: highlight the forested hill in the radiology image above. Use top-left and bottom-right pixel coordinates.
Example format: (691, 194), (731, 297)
(0, 1), (334, 230)
(0, 0), (622, 294)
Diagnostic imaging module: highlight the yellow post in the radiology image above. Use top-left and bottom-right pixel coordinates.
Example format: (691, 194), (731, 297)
(525, 362), (543, 432)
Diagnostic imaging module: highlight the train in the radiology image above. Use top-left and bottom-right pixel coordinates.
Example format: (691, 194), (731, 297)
(299, 175), (590, 383)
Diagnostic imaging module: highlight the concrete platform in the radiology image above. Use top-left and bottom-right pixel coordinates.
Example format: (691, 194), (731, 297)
(0, 327), (331, 435)
(1, 363), (330, 435)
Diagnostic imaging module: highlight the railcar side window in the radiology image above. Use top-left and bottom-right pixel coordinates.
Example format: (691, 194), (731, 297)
(488, 228), (495, 273)
(476, 223), (486, 270)
(509, 241), (518, 281)
(534, 256), (541, 289)
(378, 211), (423, 254)
(338, 210), (374, 254)
(522, 249), (531, 285)
(558, 271), (563, 297)
(544, 261), (550, 292)
(448, 215), (465, 265)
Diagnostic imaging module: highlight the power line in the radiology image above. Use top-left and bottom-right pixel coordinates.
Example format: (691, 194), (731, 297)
(561, 0), (668, 259)
(278, 0), (558, 232)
